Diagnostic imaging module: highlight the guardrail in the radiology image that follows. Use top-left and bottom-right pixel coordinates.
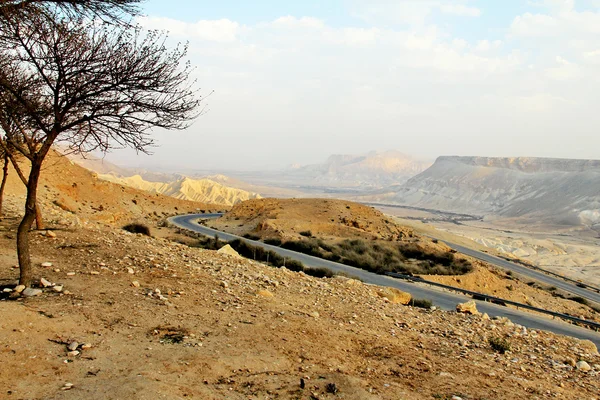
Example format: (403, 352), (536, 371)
(497, 256), (600, 294)
(386, 272), (600, 331)
(422, 235), (600, 296)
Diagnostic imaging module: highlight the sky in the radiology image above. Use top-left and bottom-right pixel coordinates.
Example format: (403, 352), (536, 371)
(108, 0), (600, 171)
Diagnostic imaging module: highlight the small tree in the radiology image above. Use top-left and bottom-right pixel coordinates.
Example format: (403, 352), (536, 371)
(0, 12), (204, 286)
(0, 145), (7, 218)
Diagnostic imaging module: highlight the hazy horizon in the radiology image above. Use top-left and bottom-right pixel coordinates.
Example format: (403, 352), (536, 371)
(104, 0), (600, 171)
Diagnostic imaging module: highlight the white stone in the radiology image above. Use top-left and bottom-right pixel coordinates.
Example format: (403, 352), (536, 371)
(22, 288), (42, 297)
(40, 278), (53, 288)
(41, 262), (53, 268)
(576, 361), (592, 372)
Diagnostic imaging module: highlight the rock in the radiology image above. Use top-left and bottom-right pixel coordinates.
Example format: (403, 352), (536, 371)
(2, 288), (12, 293)
(127, 267), (135, 274)
(576, 361), (592, 372)
(67, 342), (79, 351)
(220, 281), (229, 289)
(310, 311), (320, 318)
(456, 300), (479, 315)
(578, 340), (599, 355)
(131, 281), (140, 288)
(41, 262), (53, 268)
(14, 285), (25, 293)
(452, 397), (463, 400)
(61, 383), (74, 390)
(67, 350), (80, 357)
(53, 286), (63, 293)
(481, 313), (490, 320)
(45, 231), (57, 238)
(376, 287), (412, 305)
(21, 288), (42, 297)
(81, 343), (92, 350)
(257, 289), (274, 298)
(40, 278), (53, 288)
(217, 244), (242, 258)
(66, 272), (76, 276)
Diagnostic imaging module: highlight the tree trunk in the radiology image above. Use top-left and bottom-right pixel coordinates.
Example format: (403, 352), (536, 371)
(5, 152), (44, 229)
(17, 159), (42, 287)
(0, 154), (8, 218)
(34, 202), (44, 230)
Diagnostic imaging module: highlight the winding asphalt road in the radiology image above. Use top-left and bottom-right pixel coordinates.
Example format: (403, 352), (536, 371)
(169, 213), (600, 347)
(440, 241), (600, 305)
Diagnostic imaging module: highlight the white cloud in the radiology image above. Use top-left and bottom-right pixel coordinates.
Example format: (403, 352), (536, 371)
(544, 56), (581, 80)
(129, 9), (600, 169)
(510, 13), (560, 37)
(137, 16), (240, 42)
(351, 1), (481, 25)
(439, 4), (481, 17)
(272, 16), (325, 29)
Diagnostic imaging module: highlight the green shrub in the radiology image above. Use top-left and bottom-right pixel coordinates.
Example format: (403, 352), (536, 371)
(264, 238), (282, 246)
(304, 267), (334, 278)
(123, 223), (151, 236)
(410, 298), (433, 309)
(489, 337), (511, 354)
(281, 239), (324, 257)
(570, 296), (589, 306)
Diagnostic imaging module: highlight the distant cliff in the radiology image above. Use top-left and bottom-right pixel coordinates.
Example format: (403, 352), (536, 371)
(393, 156), (600, 227)
(98, 174), (262, 207)
(284, 151), (431, 188)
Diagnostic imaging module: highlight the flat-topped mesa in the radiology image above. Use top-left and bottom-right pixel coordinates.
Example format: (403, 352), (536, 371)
(436, 156), (600, 173)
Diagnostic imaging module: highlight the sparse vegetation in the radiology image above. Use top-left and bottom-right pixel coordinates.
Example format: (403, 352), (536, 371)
(569, 296), (589, 306)
(242, 233), (261, 241)
(411, 298), (433, 309)
(264, 238), (282, 246)
(123, 223), (151, 236)
(489, 336), (511, 354)
(299, 230), (313, 237)
(277, 237), (472, 276)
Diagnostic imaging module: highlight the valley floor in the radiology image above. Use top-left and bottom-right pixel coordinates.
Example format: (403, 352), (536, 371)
(377, 205), (600, 287)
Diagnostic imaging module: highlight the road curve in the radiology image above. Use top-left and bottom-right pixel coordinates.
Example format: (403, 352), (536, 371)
(169, 213), (600, 347)
(439, 241), (600, 305)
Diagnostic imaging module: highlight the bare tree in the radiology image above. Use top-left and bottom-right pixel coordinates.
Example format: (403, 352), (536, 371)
(0, 12), (204, 286)
(0, 144), (8, 218)
(0, 0), (141, 21)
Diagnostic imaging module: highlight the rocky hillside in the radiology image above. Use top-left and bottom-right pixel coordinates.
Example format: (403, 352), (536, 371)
(281, 151), (430, 189)
(1, 210), (599, 399)
(98, 174), (261, 207)
(212, 198), (414, 241)
(390, 156), (600, 228)
(2, 151), (218, 227)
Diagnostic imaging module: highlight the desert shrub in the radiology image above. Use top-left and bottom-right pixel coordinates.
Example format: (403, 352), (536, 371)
(317, 239), (334, 252)
(410, 298), (433, 309)
(284, 259), (305, 272)
(243, 233), (261, 240)
(304, 267), (335, 278)
(299, 230), (313, 237)
(123, 223), (151, 236)
(489, 337), (511, 354)
(264, 238), (282, 246)
(193, 235), (226, 250)
(570, 296), (589, 306)
(281, 239), (324, 257)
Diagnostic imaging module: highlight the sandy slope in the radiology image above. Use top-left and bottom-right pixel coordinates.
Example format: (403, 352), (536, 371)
(98, 174), (261, 207)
